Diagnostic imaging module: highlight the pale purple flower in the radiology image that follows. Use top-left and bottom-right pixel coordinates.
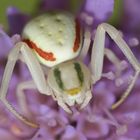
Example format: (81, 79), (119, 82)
(80, 0), (114, 27)
(1, 0), (140, 140)
(0, 128), (19, 140)
(61, 125), (87, 140)
(40, 0), (70, 11)
(85, 0), (114, 21)
(7, 7), (29, 35)
(0, 28), (13, 58)
(123, 0), (140, 31)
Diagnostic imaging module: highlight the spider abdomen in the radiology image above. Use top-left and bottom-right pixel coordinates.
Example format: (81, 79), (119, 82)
(22, 12), (82, 67)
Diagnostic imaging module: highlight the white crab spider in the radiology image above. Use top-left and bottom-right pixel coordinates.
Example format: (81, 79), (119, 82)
(0, 11), (140, 128)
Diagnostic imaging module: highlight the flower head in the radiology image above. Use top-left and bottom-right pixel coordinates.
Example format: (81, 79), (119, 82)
(0, 0), (140, 140)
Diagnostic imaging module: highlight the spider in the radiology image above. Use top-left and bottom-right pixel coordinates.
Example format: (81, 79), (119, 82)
(0, 11), (140, 128)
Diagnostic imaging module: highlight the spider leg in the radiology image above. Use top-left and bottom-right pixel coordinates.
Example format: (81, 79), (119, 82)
(79, 27), (91, 61)
(16, 80), (37, 117)
(90, 23), (140, 109)
(57, 97), (72, 114)
(80, 90), (92, 109)
(0, 42), (50, 128)
(112, 70), (139, 109)
(17, 80), (53, 115)
(104, 48), (127, 77)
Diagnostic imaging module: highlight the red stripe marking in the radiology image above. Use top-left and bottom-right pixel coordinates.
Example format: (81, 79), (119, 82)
(23, 39), (56, 61)
(73, 19), (80, 52)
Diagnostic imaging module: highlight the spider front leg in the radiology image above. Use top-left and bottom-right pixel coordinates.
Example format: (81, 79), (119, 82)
(104, 48), (128, 78)
(80, 90), (92, 110)
(16, 80), (38, 117)
(57, 96), (72, 114)
(90, 23), (140, 109)
(0, 42), (50, 128)
(79, 27), (125, 79)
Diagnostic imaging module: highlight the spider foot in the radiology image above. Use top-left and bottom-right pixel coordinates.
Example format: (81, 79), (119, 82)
(57, 99), (72, 114)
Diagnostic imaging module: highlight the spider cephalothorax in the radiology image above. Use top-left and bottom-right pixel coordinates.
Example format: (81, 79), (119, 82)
(47, 60), (91, 113)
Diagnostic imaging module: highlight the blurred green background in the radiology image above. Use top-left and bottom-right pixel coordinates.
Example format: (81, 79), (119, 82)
(0, 0), (39, 30)
(0, 0), (122, 30)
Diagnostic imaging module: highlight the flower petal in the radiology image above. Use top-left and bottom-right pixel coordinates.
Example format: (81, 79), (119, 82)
(40, 0), (69, 11)
(0, 28), (13, 58)
(7, 7), (29, 35)
(124, 0), (140, 30)
(84, 0), (114, 21)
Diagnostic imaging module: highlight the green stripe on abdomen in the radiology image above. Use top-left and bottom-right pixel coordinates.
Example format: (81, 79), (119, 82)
(74, 62), (84, 86)
(54, 68), (64, 90)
